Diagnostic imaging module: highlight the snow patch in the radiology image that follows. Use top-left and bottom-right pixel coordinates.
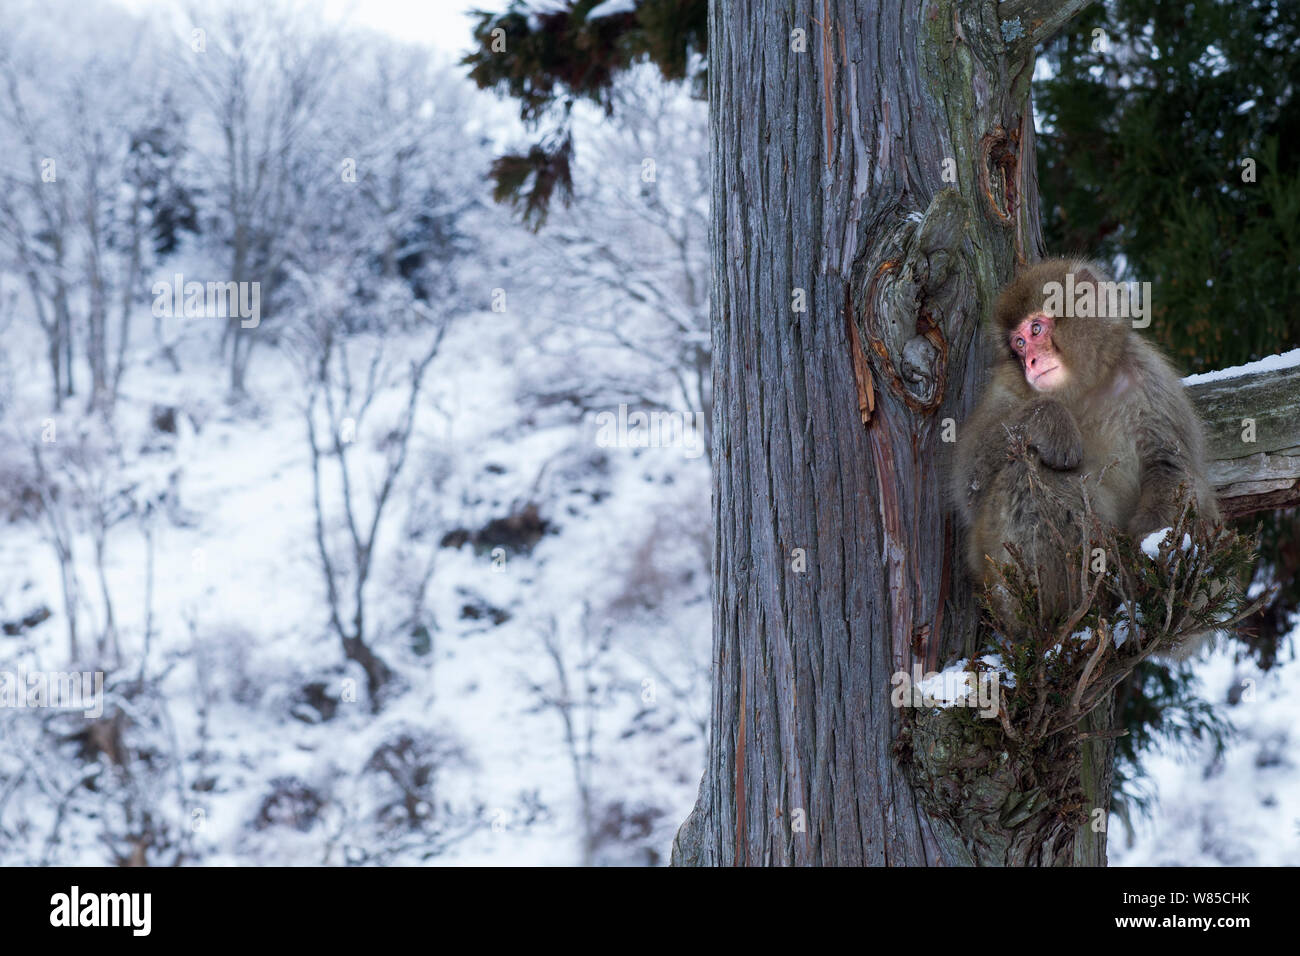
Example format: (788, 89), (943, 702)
(1140, 526), (1193, 558)
(1182, 348), (1300, 386)
(915, 654), (1016, 707)
(587, 0), (638, 16)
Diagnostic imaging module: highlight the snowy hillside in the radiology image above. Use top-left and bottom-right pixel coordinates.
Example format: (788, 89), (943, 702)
(0, 309), (711, 866)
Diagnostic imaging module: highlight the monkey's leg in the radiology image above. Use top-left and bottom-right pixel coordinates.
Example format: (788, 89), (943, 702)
(1127, 457), (1190, 537)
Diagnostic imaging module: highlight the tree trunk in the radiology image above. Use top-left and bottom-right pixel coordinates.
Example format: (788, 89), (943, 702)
(675, 0), (1099, 866)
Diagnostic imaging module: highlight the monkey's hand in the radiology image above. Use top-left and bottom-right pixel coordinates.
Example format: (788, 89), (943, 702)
(1127, 508), (1171, 539)
(1020, 398), (1083, 471)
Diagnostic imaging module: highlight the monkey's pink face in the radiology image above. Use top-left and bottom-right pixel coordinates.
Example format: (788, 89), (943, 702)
(1010, 312), (1068, 392)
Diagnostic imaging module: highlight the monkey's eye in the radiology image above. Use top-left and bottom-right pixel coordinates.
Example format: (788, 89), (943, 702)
(1030, 321), (1042, 336)
(1014, 336), (1025, 350)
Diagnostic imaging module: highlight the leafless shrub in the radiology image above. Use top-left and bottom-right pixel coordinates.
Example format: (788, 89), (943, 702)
(254, 776), (326, 833)
(603, 500), (710, 617)
(365, 729), (468, 832)
(982, 486), (1268, 743)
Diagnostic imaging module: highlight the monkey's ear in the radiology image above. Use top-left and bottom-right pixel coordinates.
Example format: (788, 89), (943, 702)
(1072, 261), (1110, 287)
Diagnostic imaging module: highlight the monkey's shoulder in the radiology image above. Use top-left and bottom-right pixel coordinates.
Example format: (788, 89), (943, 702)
(1119, 335), (1187, 382)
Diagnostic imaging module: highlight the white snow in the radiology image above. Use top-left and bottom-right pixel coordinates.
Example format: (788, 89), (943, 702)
(0, 310), (711, 866)
(1109, 642), (1300, 866)
(1140, 526), (1192, 558)
(587, 0), (638, 17)
(1181, 348), (1300, 386)
(1111, 608), (1144, 648)
(916, 654), (1016, 706)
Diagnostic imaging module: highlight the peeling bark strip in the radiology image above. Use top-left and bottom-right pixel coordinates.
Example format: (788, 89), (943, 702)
(676, 0), (1100, 867)
(845, 297), (876, 424)
(979, 125), (1020, 227)
(816, 0), (836, 169)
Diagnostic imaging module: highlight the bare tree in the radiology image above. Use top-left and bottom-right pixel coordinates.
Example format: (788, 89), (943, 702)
(290, 281), (449, 707)
(338, 43), (481, 287)
(22, 421), (132, 665)
(0, 45), (76, 409)
(0, 24), (180, 414)
(24, 435), (83, 662)
(520, 67), (712, 443)
(182, 0), (343, 398)
(68, 50), (159, 413)
(535, 612), (603, 866)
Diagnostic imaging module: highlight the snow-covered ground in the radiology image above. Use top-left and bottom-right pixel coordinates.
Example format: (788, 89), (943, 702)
(0, 310), (710, 866)
(1108, 643), (1300, 866)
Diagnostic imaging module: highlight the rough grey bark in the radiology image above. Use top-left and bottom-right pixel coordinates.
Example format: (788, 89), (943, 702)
(674, 0), (1101, 867)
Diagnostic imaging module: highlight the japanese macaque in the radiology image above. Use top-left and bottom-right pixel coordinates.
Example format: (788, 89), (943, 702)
(953, 258), (1219, 621)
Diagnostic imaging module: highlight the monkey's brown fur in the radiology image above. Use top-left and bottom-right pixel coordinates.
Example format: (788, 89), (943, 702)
(953, 258), (1219, 624)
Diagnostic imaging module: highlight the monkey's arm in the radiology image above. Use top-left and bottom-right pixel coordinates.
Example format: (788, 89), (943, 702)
(953, 385), (1082, 521)
(1128, 353), (1220, 536)
(953, 381), (1015, 521)
(1020, 398), (1084, 471)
